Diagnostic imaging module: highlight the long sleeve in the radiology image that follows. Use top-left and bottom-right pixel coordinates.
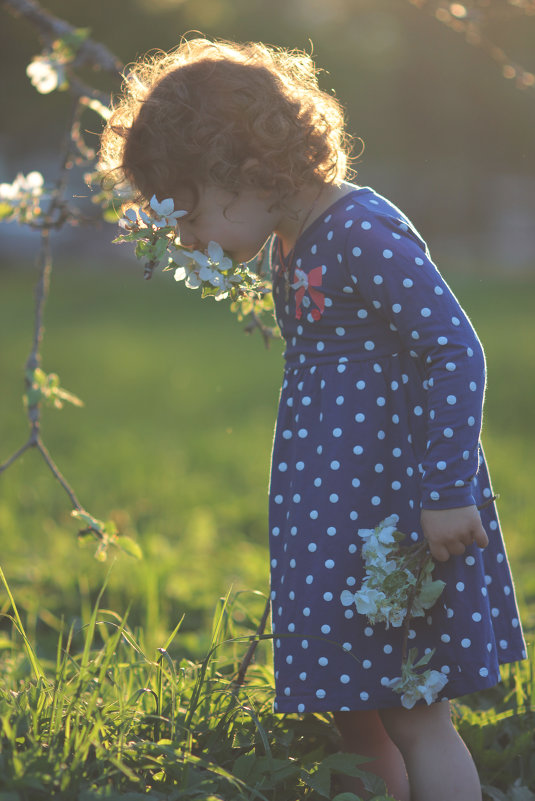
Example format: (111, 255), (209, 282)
(344, 212), (486, 510)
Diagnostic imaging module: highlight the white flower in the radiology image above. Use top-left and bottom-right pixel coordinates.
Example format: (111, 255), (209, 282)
(149, 195), (187, 226)
(174, 267), (187, 282)
(378, 604), (406, 628)
(417, 670), (449, 705)
(207, 241), (232, 271)
(353, 586), (387, 617)
(26, 56), (65, 94)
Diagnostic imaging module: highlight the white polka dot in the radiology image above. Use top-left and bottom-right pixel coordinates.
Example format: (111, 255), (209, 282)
(321, 625), (331, 634)
(325, 559), (335, 568)
(447, 395), (457, 405)
(443, 427), (454, 438)
(456, 582), (465, 592)
(479, 667), (489, 677)
(403, 278), (413, 288)
(383, 249), (393, 259)
(363, 660), (372, 669)
(327, 526), (336, 535)
(392, 303), (402, 313)
(461, 638), (471, 648)
(316, 341), (325, 352)
(318, 657), (328, 666)
(446, 362), (456, 372)
(364, 340), (375, 351)
(308, 543), (317, 552)
(332, 427), (342, 437)
(352, 246), (362, 257)
(316, 689), (326, 699)
(437, 461), (447, 471)
(373, 275), (383, 285)
(465, 555), (476, 566)
(472, 612), (482, 622)
(340, 674), (351, 683)
(361, 221), (371, 230)
(360, 692), (369, 701)
(437, 336), (448, 345)
(441, 634), (451, 643)
(421, 307), (431, 317)
(298, 703), (305, 713)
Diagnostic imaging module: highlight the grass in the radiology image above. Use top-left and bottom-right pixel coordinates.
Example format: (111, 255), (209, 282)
(0, 260), (534, 798)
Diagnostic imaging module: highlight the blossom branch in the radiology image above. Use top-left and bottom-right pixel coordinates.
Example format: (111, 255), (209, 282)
(1, 0), (121, 73)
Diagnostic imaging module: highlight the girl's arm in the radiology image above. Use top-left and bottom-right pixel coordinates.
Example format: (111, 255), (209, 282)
(344, 211), (490, 558)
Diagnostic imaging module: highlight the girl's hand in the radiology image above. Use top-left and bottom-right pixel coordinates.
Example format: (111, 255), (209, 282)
(420, 505), (489, 562)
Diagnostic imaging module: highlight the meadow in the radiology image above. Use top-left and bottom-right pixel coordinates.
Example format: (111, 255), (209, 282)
(0, 260), (534, 799)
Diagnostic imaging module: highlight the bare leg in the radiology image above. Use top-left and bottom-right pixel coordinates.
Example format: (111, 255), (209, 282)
(380, 700), (482, 801)
(333, 709), (410, 801)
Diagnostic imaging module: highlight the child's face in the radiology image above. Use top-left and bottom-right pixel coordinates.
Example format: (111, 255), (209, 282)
(173, 184), (281, 263)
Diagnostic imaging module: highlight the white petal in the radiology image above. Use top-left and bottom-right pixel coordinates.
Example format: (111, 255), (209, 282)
(340, 590), (356, 607)
(139, 209), (152, 225)
(198, 264), (215, 282)
(174, 267), (186, 282)
(185, 272), (201, 289)
(124, 208), (138, 222)
(207, 241), (224, 263)
(191, 250), (209, 268)
(161, 198), (175, 216)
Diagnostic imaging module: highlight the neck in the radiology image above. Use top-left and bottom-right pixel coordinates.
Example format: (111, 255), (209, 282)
(274, 180), (355, 257)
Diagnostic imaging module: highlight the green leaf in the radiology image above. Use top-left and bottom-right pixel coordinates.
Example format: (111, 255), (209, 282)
(332, 795), (363, 801)
(322, 752), (371, 774)
(0, 202), (13, 220)
(116, 535), (143, 560)
(418, 579), (446, 607)
(301, 764), (331, 797)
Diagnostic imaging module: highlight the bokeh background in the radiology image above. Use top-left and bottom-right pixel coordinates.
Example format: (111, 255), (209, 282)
(1, 0), (534, 659)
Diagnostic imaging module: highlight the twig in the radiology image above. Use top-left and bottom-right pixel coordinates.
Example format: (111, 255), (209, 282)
(1, 0), (121, 73)
(232, 598), (271, 688)
(243, 309), (278, 349)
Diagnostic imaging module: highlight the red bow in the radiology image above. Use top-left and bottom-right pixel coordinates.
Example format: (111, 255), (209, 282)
(294, 266), (325, 321)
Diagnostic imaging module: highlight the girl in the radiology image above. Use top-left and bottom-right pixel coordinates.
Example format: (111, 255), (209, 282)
(99, 39), (526, 801)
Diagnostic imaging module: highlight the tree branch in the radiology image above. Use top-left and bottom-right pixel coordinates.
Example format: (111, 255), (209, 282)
(0, 0), (122, 73)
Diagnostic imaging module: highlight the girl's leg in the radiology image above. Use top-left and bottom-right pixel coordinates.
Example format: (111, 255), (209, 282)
(332, 709), (410, 801)
(379, 700), (482, 801)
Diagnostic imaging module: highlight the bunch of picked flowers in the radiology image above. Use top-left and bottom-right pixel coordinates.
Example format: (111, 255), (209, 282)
(341, 515), (449, 708)
(115, 195), (272, 304)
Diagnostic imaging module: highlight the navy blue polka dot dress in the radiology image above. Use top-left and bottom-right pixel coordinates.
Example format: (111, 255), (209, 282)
(268, 185), (526, 714)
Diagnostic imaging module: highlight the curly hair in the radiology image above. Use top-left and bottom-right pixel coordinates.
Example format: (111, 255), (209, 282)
(98, 38), (354, 208)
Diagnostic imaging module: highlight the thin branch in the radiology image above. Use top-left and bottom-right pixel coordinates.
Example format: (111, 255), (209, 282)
(35, 439), (83, 510)
(232, 598), (271, 688)
(0, 0), (122, 73)
(0, 441), (34, 473)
